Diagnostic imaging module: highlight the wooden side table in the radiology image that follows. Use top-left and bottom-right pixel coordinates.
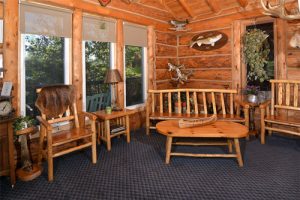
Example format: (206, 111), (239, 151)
(93, 109), (135, 151)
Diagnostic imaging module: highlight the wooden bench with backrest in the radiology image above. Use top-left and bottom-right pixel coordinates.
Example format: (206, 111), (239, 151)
(146, 88), (250, 135)
(260, 79), (300, 144)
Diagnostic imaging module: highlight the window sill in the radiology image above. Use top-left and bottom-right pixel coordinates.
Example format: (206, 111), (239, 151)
(126, 103), (145, 111)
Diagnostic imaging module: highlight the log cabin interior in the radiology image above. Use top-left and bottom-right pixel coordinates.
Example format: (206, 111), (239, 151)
(0, 0), (299, 199)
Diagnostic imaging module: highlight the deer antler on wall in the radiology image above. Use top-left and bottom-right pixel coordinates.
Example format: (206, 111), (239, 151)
(260, 0), (300, 20)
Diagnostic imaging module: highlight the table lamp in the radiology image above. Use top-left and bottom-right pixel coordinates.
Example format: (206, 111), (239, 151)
(104, 69), (123, 111)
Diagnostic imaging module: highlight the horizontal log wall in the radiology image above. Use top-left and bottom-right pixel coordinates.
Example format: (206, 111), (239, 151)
(287, 21), (300, 80)
(155, 31), (178, 89)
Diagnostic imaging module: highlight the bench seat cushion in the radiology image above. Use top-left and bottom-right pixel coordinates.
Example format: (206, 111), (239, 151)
(265, 115), (300, 127)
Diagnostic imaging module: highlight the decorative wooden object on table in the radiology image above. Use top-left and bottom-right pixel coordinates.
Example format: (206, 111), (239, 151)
(93, 109), (135, 151)
(15, 126), (42, 181)
(35, 85), (97, 181)
(0, 116), (16, 187)
(146, 88), (250, 135)
(156, 120), (248, 167)
(178, 115), (217, 128)
(260, 79), (300, 144)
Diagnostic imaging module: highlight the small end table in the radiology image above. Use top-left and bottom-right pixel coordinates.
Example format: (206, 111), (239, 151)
(93, 109), (135, 151)
(15, 126), (42, 181)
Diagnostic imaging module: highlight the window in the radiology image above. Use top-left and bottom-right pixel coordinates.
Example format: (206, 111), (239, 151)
(20, 3), (72, 116)
(84, 41), (111, 111)
(82, 15), (116, 111)
(125, 45), (145, 107)
(124, 23), (147, 107)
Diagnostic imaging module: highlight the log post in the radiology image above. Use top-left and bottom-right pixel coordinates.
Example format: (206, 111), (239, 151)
(147, 26), (155, 90)
(3, 0), (19, 114)
(116, 19), (124, 108)
(72, 8), (83, 112)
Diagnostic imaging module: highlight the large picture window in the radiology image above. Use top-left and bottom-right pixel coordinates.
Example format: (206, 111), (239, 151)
(22, 34), (68, 116)
(125, 45), (144, 107)
(124, 22), (147, 107)
(84, 41), (111, 111)
(20, 3), (72, 116)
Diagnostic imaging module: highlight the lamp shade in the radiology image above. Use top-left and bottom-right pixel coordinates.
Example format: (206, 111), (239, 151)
(104, 69), (123, 84)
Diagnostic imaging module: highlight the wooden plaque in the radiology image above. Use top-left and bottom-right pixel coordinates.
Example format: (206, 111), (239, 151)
(190, 31), (228, 51)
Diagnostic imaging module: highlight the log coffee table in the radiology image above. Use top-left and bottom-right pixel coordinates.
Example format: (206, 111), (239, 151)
(156, 120), (248, 167)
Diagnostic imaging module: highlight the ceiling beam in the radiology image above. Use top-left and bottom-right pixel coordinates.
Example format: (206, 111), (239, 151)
(158, 0), (178, 19)
(205, 0), (221, 13)
(177, 0), (195, 18)
(237, 0), (248, 8)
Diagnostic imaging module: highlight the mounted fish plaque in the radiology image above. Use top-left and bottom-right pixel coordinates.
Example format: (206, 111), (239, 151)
(190, 31), (228, 51)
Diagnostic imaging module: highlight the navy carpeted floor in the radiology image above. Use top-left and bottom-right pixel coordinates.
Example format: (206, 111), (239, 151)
(1, 129), (300, 200)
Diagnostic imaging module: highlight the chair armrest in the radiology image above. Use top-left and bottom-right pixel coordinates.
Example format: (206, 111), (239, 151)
(36, 116), (52, 131)
(234, 99), (250, 109)
(80, 111), (97, 121)
(259, 100), (271, 109)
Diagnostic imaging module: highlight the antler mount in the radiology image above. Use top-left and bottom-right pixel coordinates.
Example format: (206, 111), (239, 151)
(260, 0), (300, 20)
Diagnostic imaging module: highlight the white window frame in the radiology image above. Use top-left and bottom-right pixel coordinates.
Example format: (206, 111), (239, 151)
(124, 46), (147, 109)
(20, 34), (71, 115)
(82, 41), (114, 111)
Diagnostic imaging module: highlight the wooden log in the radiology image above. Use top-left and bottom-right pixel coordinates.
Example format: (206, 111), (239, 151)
(178, 56), (232, 69)
(26, 0), (169, 31)
(116, 19), (124, 108)
(72, 9), (83, 112)
(276, 19), (287, 80)
(156, 43), (177, 57)
(147, 26), (155, 90)
(156, 31), (177, 46)
(3, 0), (19, 113)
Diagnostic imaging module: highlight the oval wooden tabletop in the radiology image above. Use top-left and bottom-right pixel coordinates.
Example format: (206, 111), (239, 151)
(156, 120), (248, 138)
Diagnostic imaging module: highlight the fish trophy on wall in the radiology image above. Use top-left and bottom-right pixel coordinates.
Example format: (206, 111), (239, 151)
(190, 31), (228, 51)
(98, 0), (111, 7)
(168, 63), (193, 85)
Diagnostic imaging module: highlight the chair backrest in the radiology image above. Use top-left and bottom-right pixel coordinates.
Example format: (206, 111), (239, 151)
(147, 89), (237, 115)
(86, 92), (110, 112)
(35, 85), (79, 128)
(270, 80), (300, 115)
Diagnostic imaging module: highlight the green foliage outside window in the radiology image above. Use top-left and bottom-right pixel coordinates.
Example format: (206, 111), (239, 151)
(25, 35), (64, 116)
(85, 41), (110, 96)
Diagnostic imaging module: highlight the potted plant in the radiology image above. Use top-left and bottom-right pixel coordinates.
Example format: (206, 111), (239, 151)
(245, 85), (260, 103)
(243, 28), (270, 84)
(13, 116), (36, 134)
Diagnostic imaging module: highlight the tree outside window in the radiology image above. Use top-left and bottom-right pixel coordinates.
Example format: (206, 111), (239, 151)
(24, 34), (65, 116)
(125, 45), (144, 107)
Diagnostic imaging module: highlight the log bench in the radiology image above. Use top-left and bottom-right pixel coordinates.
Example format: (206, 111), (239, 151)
(260, 80), (300, 144)
(146, 89), (250, 135)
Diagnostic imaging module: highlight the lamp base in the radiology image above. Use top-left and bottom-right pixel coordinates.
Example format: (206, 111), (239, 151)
(112, 106), (122, 111)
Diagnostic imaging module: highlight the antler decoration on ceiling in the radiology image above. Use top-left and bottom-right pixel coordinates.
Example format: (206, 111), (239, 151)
(260, 0), (300, 20)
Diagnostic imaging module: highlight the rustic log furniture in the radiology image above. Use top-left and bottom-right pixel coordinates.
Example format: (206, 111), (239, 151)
(15, 126), (42, 182)
(0, 116), (16, 187)
(156, 120), (248, 167)
(260, 79), (300, 144)
(36, 85), (97, 181)
(93, 109), (135, 151)
(146, 89), (250, 135)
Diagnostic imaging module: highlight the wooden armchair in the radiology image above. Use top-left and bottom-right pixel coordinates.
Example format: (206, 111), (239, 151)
(35, 85), (97, 181)
(260, 80), (300, 144)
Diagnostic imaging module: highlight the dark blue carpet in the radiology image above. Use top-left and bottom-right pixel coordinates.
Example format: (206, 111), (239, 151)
(1, 129), (300, 200)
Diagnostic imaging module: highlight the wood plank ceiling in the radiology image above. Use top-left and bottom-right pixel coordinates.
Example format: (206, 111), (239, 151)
(85, 0), (261, 23)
